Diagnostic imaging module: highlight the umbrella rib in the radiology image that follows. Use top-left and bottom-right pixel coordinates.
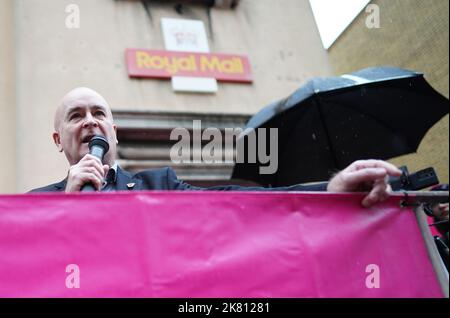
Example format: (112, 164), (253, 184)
(314, 97), (340, 169)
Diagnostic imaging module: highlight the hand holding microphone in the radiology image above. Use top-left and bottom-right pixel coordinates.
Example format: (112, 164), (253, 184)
(65, 136), (110, 193)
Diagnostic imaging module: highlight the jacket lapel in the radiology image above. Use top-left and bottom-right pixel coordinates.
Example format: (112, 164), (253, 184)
(115, 167), (142, 191)
(53, 179), (67, 192)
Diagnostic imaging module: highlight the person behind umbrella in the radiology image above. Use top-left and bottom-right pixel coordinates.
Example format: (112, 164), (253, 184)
(424, 184), (449, 238)
(30, 87), (402, 207)
(423, 184), (449, 270)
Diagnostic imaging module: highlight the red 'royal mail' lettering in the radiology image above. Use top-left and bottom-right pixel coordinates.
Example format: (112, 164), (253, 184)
(126, 49), (252, 83)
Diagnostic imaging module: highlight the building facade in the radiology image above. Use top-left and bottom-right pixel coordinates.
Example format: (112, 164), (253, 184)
(1, 0), (332, 193)
(1, 0), (448, 193)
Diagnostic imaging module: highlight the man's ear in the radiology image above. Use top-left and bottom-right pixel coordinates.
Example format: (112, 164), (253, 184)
(52, 132), (63, 152)
(113, 124), (118, 144)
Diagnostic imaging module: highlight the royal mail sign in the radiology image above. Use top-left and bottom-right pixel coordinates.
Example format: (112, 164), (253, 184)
(125, 48), (253, 83)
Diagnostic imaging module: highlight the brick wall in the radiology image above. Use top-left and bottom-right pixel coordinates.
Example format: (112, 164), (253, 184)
(328, 0), (449, 183)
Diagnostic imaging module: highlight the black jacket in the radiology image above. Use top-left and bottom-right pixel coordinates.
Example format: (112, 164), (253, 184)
(29, 166), (328, 192)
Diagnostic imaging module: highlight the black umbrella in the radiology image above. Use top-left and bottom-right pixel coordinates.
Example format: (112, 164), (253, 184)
(232, 67), (449, 187)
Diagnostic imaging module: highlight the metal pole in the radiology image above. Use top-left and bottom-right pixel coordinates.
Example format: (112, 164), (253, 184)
(414, 204), (449, 298)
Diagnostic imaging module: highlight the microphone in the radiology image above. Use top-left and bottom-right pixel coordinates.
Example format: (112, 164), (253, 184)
(80, 135), (110, 192)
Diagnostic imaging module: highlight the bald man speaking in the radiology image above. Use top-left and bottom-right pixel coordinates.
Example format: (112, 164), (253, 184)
(30, 87), (402, 207)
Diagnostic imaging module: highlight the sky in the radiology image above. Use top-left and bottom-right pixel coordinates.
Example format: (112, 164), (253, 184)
(309, 0), (371, 49)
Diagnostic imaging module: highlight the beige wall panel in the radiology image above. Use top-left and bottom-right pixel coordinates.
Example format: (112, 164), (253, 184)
(0, 0), (16, 193)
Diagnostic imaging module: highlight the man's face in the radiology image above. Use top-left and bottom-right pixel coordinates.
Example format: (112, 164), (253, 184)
(53, 88), (118, 166)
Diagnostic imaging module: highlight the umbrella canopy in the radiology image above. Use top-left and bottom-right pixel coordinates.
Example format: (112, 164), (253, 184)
(232, 67), (449, 187)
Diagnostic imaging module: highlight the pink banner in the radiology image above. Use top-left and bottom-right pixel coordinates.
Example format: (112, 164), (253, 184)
(0, 191), (443, 298)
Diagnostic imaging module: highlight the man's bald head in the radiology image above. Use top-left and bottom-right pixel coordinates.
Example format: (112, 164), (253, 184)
(52, 87), (118, 166)
(54, 87), (113, 131)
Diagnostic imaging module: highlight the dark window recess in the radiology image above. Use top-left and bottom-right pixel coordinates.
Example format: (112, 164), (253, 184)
(139, 0), (240, 9)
